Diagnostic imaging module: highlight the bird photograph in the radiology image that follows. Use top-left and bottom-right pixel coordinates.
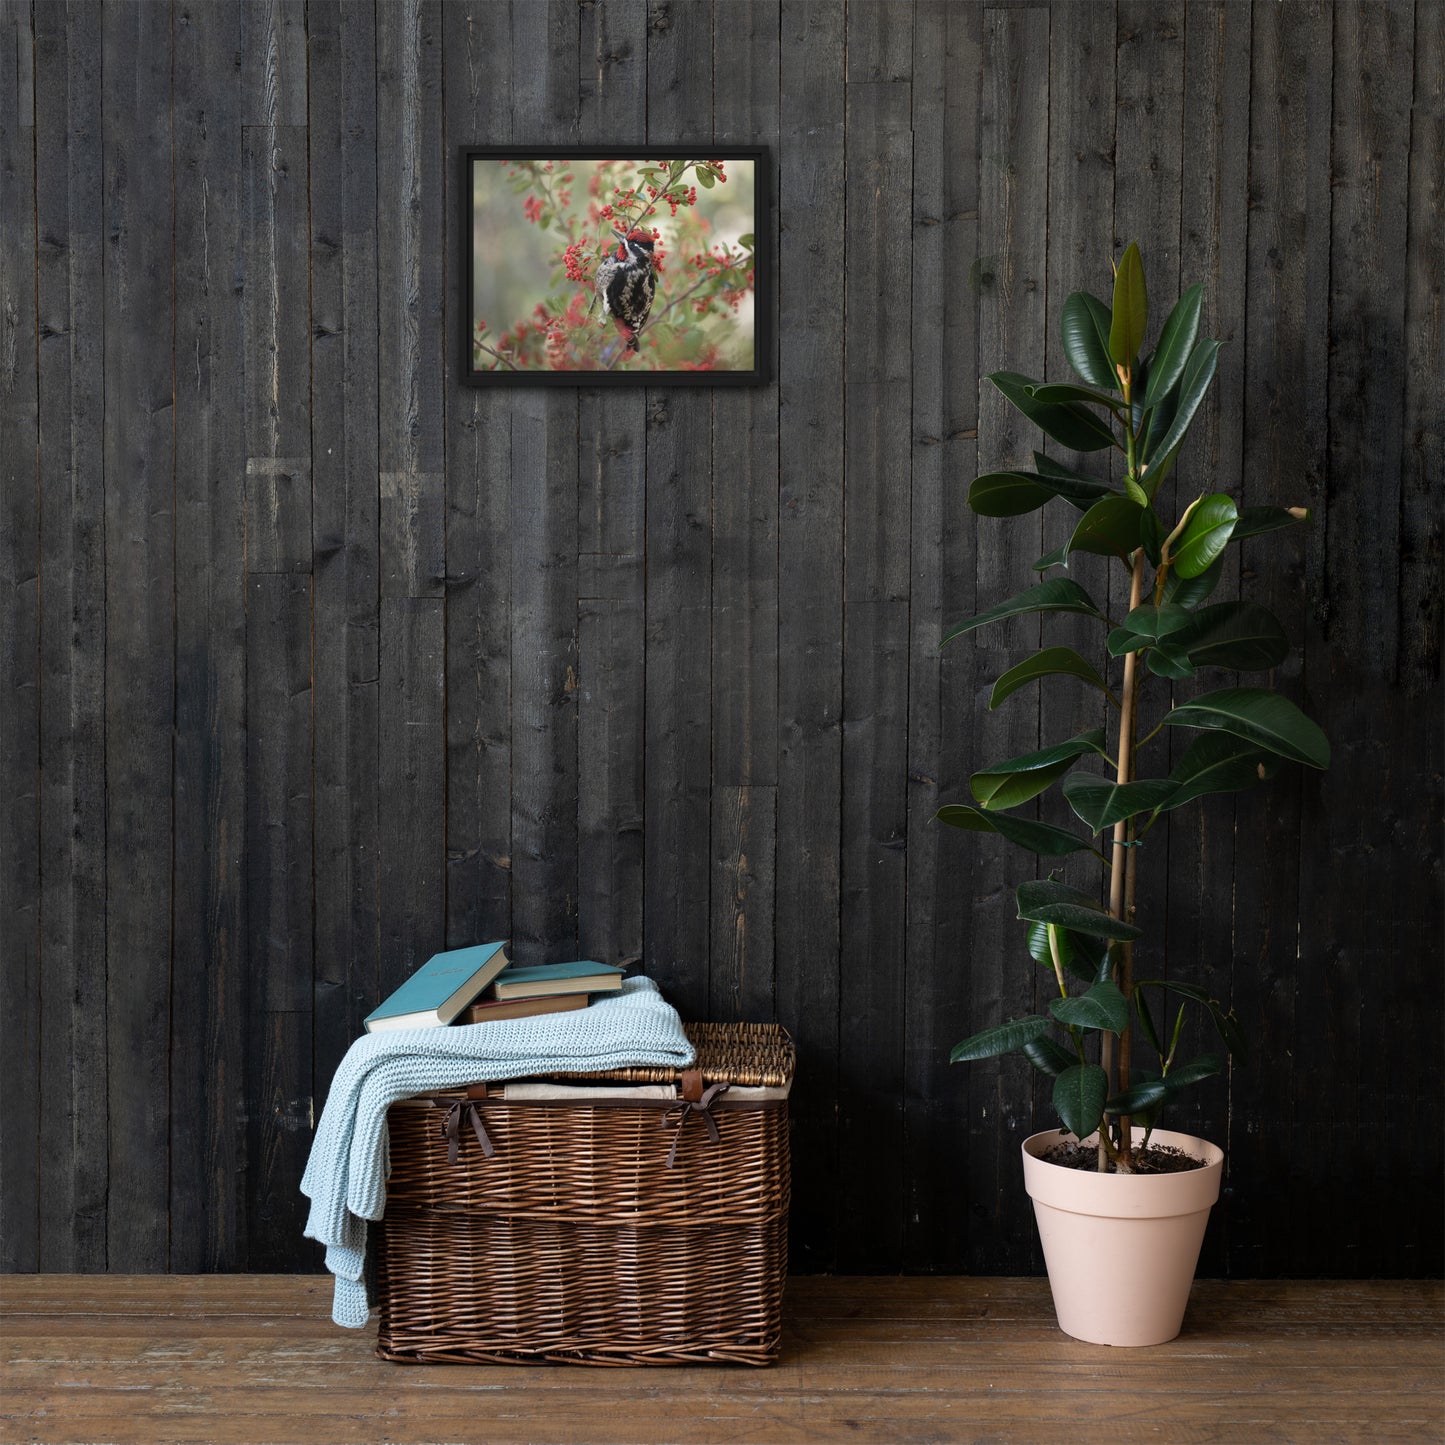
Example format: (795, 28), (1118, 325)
(468, 155), (758, 374)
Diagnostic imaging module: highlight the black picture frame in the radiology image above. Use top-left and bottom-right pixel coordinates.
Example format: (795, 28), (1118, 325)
(459, 146), (771, 387)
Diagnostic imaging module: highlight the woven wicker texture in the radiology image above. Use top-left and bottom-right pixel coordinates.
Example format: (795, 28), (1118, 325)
(375, 1022), (792, 1367)
(552, 1018), (795, 1087)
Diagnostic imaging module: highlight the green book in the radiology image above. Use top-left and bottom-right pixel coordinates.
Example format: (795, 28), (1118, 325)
(491, 960), (625, 1002)
(364, 941), (511, 1032)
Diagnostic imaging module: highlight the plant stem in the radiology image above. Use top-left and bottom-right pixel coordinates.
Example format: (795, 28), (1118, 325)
(1102, 544), (1147, 1171)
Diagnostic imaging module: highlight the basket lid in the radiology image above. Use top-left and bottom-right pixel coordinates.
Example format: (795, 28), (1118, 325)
(546, 1020), (794, 1089)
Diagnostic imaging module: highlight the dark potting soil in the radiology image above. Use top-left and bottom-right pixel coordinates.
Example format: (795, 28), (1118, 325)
(1040, 1139), (1209, 1174)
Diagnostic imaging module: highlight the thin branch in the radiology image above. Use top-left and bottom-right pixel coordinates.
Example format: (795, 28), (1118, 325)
(475, 340), (518, 372)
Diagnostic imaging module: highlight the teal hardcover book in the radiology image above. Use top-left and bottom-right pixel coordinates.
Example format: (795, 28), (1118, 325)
(491, 960), (625, 1001)
(363, 941), (511, 1032)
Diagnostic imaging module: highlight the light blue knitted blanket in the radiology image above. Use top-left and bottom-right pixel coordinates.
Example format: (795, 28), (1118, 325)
(301, 976), (694, 1327)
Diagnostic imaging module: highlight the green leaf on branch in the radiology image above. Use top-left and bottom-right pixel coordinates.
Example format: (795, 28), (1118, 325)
(950, 1015), (1052, 1063)
(990, 646), (1114, 709)
(1142, 284), (1203, 408)
(1232, 505), (1310, 540)
(970, 730), (1107, 810)
(1172, 493), (1238, 577)
(1140, 980), (1250, 1064)
(1173, 601), (1289, 671)
(1065, 496), (1147, 562)
(936, 804), (1097, 858)
(967, 468), (1115, 517)
(1023, 1035), (1077, 1077)
(988, 371), (1119, 453)
(1164, 1054), (1222, 1090)
(1113, 602), (1195, 646)
(1156, 733), (1276, 813)
(1026, 381), (1126, 412)
(1109, 242), (1148, 367)
(1062, 772), (1178, 833)
(1028, 921), (1109, 984)
(1160, 555), (1223, 608)
(1144, 641), (1198, 680)
(1051, 980), (1129, 1034)
(1016, 879), (1143, 940)
(1061, 291), (1117, 389)
(1164, 687), (1330, 769)
(737, 233), (754, 250)
(696, 166), (715, 188)
(1033, 542), (1069, 571)
(941, 579), (1106, 647)
(1054, 1064), (1108, 1139)
(1105, 1077), (1170, 1114)
(1140, 337), (1221, 466)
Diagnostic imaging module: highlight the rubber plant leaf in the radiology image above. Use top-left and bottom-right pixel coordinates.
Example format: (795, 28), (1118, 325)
(1173, 601), (1289, 671)
(1027, 920), (1108, 984)
(1026, 381), (1126, 412)
(941, 579), (1106, 647)
(1232, 505), (1311, 540)
(1022, 1036), (1077, 1078)
(1155, 732), (1275, 813)
(935, 804), (1096, 858)
(1053, 1064), (1108, 1140)
(967, 468), (1115, 517)
(950, 1015), (1052, 1063)
(1060, 291), (1117, 388)
(988, 371), (1118, 453)
(1050, 980), (1130, 1034)
(1061, 772), (1178, 833)
(1160, 555), (1223, 608)
(1172, 492), (1239, 578)
(1064, 495), (1146, 563)
(1016, 879), (1143, 940)
(1163, 1055), (1223, 1091)
(1108, 242), (1148, 368)
(1140, 337), (1221, 467)
(1105, 1078), (1170, 1114)
(1164, 687), (1330, 769)
(989, 646), (1113, 709)
(1141, 284), (1203, 408)
(970, 730), (1107, 811)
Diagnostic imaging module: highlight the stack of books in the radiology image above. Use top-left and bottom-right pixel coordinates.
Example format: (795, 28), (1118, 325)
(363, 941), (625, 1033)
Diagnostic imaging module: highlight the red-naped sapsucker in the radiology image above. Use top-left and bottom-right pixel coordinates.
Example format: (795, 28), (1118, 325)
(595, 227), (657, 353)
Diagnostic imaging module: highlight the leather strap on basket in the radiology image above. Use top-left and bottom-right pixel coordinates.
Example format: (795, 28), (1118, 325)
(662, 1081), (729, 1169)
(443, 1098), (496, 1165)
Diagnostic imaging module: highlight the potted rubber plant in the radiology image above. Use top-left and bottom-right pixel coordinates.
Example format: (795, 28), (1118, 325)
(940, 243), (1329, 1346)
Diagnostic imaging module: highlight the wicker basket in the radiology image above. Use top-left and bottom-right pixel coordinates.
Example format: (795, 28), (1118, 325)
(374, 1021), (793, 1366)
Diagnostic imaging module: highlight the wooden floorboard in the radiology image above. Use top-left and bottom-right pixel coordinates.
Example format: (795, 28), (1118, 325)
(1, 1277), (1440, 1445)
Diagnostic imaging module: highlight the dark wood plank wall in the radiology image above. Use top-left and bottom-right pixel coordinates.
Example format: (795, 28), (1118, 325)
(0, 0), (1439, 1278)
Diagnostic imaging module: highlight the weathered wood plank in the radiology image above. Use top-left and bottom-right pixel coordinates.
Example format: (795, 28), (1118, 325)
(1232, 0), (1332, 1277)
(242, 0), (309, 574)
(965, 2), (1051, 1275)
(309, 0), (381, 1091)
(101, 0), (174, 1272)
(244, 574), (313, 1268)
(170, 0), (249, 1272)
(0, 0), (40, 1275)
(642, 0), (713, 1018)
(377, 0), (445, 600)
(902, 0), (983, 1275)
(775, 0), (844, 1274)
(1309, 0), (1417, 1277)
(576, 0), (646, 971)
(709, 0), (779, 1022)
(443, 0), (514, 953)
(837, 2), (913, 1272)
(1163, 1), (1252, 1259)
(378, 598), (446, 990)
(505, 0), (581, 968)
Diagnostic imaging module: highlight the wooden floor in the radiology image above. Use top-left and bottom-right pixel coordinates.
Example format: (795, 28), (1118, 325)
(1, 1276), (1441, 1445)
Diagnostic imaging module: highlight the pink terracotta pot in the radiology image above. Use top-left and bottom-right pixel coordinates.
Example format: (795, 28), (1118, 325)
(1022, 1126), (1224, 1347)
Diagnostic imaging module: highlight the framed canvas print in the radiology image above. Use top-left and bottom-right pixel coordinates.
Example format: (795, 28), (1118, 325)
(460, 147), (770, 386)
